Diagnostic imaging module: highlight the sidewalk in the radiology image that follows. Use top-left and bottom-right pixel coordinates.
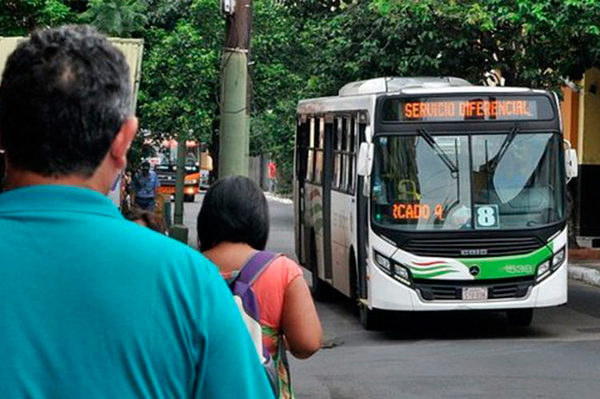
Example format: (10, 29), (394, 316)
(264, 191), (293, 205)
(569, 248), (600, 287)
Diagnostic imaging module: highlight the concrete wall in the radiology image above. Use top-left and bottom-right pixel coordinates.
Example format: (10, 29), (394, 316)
(0, 36), (143, 112)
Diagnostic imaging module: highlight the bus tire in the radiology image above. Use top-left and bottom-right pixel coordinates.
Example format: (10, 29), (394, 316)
(359, 303), (383, 331)
(507, 308), (533, 327)
(309, 235), (328, 300)
(349, 251), (360, 315)
(184, 194), (195, 202)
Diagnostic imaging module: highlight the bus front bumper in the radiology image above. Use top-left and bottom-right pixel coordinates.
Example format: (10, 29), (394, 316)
(367, 258), (567, 311)
(158, 186), (199, 196)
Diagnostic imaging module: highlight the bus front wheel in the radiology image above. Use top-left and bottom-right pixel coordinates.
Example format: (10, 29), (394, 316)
(507, 308), (533, 327)
(359, 302), (383, 331)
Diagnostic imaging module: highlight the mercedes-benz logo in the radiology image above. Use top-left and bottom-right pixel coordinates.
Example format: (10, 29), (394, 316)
(469, 266), (480, 276)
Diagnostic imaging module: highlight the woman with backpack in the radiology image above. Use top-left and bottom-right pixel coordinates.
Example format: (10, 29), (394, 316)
(197, 175), (322, 398)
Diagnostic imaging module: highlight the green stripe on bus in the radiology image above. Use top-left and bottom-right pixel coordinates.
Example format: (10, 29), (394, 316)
(409, 265), (454, 273)
(411, 269), (457, 278)
(459, 245), (552, 280)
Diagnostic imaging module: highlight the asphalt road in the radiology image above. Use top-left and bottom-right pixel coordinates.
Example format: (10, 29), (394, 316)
(183, 194), (600, 399)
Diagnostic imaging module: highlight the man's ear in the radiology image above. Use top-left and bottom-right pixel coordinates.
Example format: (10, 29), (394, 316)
(110, 117), (138, 169)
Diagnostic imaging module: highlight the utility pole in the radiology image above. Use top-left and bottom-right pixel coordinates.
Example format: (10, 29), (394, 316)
(218, 0), (253, 178)
(168, 139), (188, 244)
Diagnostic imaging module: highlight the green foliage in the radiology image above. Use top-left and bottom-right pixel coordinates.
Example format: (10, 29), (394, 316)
(80, 0), (147, 36)
(366, 0), (600, 88)
(137, 0), (223, 144)
(0, 0), (77, 35)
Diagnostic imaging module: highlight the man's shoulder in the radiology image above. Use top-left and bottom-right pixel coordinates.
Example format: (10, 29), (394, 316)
(106, 218), (207, 267)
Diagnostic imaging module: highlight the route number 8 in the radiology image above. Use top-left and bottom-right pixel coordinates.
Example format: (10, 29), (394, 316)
(475, 205), (499, 228)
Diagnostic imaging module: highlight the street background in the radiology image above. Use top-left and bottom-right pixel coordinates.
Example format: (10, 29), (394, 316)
(183, 194), (600, 399)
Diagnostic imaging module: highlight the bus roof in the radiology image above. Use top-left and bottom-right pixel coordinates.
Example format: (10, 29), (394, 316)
(297, 77), (550, 115)
(338, 77), (471, 96)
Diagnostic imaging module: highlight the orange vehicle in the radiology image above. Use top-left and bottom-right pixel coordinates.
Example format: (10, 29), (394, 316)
(155, 140), (202, 202)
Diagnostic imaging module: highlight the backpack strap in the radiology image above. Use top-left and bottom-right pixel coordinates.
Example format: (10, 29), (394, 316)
(236, 251), (280, 286)
(230, 250), (282, 376)
(230, 251), (281, 325)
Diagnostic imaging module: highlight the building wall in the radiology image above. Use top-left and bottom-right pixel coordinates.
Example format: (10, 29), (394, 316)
(560, 86), (580, 153)
(570, 68), (600, 237)
(0, 36), (143, 111)
(579, 68), (600, 164)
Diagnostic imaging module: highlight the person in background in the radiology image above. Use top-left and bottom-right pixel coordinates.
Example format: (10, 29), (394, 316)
(267, 159), (277, 192)
(197, 175), (322, 398)
(131, 160), (160, 210)
(0, 25), (274, 399)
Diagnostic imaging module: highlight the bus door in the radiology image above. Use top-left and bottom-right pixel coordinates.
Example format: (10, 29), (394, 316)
(303, 117), (326, 278)
(322, 117), (334, 281)
(355, 115), (369, 299)
(329, 115), (359, 296)
(307, 117), (329, 281)
(294, 117), (310, 264)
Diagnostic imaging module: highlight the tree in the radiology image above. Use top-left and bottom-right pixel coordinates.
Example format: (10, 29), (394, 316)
(366, 0), (600, 89)
(137, 12), (222, 144)
(0, 0), (77, 35)
(80, 0), (147, 36)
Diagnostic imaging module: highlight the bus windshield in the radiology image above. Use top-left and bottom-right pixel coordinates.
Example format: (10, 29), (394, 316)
(371, 132), (564, 231)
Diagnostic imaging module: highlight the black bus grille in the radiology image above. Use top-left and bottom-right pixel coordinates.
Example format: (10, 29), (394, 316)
(414, 278), (533, 301)
(404, 237), (543, 258)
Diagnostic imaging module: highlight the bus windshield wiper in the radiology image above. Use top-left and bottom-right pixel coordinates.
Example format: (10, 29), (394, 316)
(488, 125), (520, 172)
(417, 128), (458, 177)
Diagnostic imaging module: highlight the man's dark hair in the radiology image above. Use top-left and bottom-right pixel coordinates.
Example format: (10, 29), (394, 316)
(197, 175), (269, 252)
(0, 25), (131, 177)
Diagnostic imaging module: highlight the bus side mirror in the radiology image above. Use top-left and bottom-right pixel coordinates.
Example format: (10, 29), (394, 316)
(565, 148), (578, 181)
(357, 142), (373, 177)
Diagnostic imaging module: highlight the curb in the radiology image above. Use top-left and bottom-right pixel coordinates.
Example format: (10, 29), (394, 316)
(568, 264), (600, 287)
(264, 193), (293, 205)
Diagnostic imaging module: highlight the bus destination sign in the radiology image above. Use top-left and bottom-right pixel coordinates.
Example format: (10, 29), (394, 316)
(392, 203), (445, 221)
(382, 95), (554, 122)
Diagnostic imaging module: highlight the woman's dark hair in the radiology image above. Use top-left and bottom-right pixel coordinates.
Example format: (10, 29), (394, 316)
(197, 175), (269, 251)
(0, 25), (130, 177)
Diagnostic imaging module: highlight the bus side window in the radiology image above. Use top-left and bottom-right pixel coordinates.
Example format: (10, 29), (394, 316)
(342, 118), (354, 193)
(339, 118), (349, 191)
(306, 117), (315, 182)
(333, 117), (343, 190)
(296, 118), (309, 182)
(314, 118), (325, 185)
(347, 117), (358, 194)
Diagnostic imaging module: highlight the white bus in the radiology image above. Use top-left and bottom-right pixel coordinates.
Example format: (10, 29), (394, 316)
(293, 77), (578, 329)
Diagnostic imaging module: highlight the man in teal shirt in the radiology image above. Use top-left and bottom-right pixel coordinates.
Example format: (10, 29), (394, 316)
(0, 25), (274, 398)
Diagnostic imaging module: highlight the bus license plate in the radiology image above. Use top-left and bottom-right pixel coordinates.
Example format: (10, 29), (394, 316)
(462, 287), (488, 301)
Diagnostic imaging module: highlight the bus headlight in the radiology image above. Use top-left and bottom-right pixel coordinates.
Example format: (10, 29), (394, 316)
(536, 260), (550, 282)
(373, 251), (411, 286)
(374, 251), (391, 272)
(552, 247), (566, 271)
(186, 179), (198, 185)
(392, 264), (411, 286)
(536, 247), (566, 283)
